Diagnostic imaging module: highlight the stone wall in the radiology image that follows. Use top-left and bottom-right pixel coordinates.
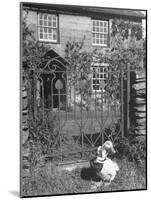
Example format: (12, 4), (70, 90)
(130, 70), (146, 135)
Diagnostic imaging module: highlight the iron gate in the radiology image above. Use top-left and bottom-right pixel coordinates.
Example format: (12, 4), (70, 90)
(25, 55), (130, 162)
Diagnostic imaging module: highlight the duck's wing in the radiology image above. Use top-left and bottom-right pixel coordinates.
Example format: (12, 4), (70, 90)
(90, 157), (104, 173)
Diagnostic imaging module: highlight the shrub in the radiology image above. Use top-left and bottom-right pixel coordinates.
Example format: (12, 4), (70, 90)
(114, 137), (130, 158)
(114, 135), (146, 163)
(129, 138), (146, 162)
(23, 110), (60, 177)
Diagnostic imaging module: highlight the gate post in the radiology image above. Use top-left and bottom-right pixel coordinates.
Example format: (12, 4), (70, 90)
(127, 63), (130, 132)
(33, 70), (38, 121)
(121, 64), (124, 138)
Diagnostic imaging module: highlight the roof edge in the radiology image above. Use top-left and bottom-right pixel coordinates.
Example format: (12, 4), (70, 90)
(21, 2), (146, 20)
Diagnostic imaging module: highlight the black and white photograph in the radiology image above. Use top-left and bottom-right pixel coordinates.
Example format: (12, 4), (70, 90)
(20, 1), (147, 198)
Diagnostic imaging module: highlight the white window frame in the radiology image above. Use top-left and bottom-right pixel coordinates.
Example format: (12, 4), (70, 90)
(92, 19), (109, 46)
(92, 63), (108, 93)
(38, 13), (58, 42)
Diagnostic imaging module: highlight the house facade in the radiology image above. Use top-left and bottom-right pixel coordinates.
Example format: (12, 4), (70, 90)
(22, 3), (144, 53)
(22, 3), (145, 110)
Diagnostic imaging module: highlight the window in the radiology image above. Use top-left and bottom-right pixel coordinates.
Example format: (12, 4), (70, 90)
(92, 20), (108, 46)
(92, 65), (108, 92)
(38, 13), (58, 42)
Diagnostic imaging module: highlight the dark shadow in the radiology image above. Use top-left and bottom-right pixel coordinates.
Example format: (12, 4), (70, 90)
(72, 122), (121, 151)
(80, 167), (101, 182)
(9, 190), (20, 197)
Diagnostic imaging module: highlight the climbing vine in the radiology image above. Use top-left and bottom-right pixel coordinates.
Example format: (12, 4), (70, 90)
(65, 18), (145, 105)
(111, 19), (143, 40)
(22, 10), (49, 70)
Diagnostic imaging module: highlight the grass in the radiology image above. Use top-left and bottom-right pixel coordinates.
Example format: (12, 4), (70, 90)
(21, 157), (146, 197)
(98, 159), (146, 191)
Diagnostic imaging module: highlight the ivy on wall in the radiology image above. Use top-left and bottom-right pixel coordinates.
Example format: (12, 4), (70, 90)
(64, 18), (145, 107)
(111, 19), (143, 40)
(22, 11), (49, 69)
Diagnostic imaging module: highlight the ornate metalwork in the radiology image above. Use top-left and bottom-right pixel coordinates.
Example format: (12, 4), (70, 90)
(25, 54), (126, 162)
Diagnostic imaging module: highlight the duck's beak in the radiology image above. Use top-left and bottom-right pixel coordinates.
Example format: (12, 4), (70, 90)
(110, 146), (116, 154)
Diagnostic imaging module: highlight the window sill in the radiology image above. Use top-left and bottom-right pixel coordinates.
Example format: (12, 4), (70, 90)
(92, 44), (108, 48)
(38, 39), (59, 44)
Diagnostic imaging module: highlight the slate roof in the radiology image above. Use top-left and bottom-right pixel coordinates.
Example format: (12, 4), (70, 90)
(22, 2), (145, 21)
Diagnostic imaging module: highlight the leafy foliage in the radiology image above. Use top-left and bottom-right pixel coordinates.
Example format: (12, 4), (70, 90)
(65, 38), (94, 105)
(65, 19), (145, 107)
(111, 19), (143, 40)
(65, 38), (92, 85)
(114, 136), (146, 163)
(22, 10), (49, 69)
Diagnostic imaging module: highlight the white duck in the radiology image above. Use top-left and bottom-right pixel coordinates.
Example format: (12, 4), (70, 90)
(90, 140), (119, 182)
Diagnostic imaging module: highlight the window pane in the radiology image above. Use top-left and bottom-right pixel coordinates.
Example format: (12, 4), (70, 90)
(93, 80), (99, 84)
(100, 28), (103, 32)
(53, 16), (56, 21)
(53, 20), (57, 27)
(53, 34), (57, 41)
(44, 20), (47, 26)
(93, 73), (96, 78)
(104, 39), (107, 44)
(53, 29), (57, 34)
(40, 33), (43, 39)
(48, 16), (52, 21)
(48, 28), (52, 33)
(93, 85), (99, 90)
(104, 21), (107, 27)
(40, 28), (43, 33)
(92, 65), (108, 92)
(48, 21), (52, 27)
(43, 34), (47, 39)
(44, 15), (47, 20)
(39, 20), (43, 26)
(100, 34), (103, 39)
(48, 34), (53, 40)
(44, 27), (47, 33)
(93, 80), (96, 84)
(39, 14), (42, 19)
(96, 34), (99, 38)
(104, 27), (107, 33)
